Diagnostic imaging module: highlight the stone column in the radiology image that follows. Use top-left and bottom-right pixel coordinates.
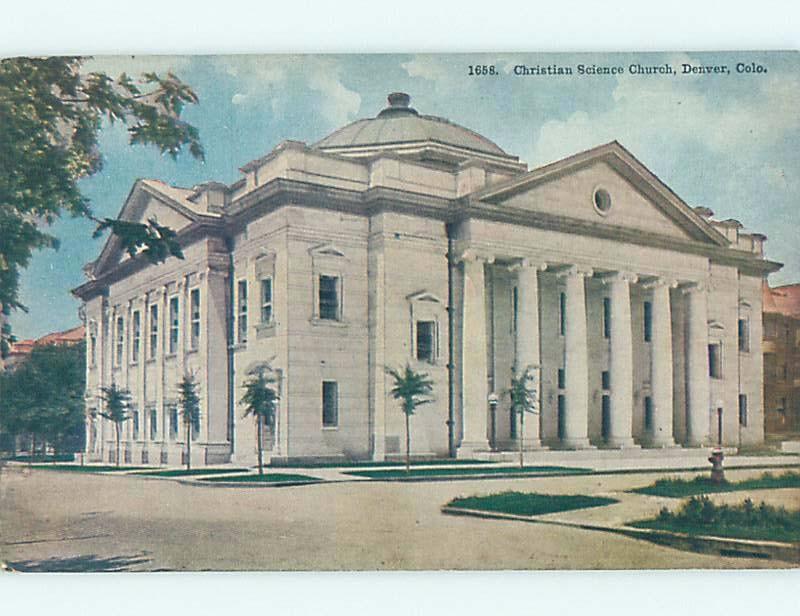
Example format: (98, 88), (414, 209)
(607, 272), (637, 448)
(685, 283), (711, 446)
(458, 252), (491, 456)
(562, 266), (592, 449)
(649, 279), (677, 447)
(514, 260), (545, 449)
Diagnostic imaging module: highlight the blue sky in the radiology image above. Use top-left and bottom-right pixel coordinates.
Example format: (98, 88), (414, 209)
(9, 51), (799, 339)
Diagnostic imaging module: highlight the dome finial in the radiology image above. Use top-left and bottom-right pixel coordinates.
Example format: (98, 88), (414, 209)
(387, 92), (411, 108)
(377, 92), (418, 118)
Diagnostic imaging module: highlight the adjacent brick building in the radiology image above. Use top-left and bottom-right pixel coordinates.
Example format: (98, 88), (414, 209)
(763, 283), (800, 437)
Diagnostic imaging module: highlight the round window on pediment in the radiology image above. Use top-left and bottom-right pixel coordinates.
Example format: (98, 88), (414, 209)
(593, 188), (612, 215)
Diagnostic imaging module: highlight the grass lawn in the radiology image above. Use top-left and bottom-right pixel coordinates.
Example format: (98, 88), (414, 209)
(137, 468), (250, 477)
(6, 454), (75, 463)
(28, 464), (154, 472)
(347, 465), (591, 479)
(200, 473), (320, 483)
(631, 495), (800, 543)
(268, 459), (493, 469)
(446, 491), (618, 516)
(631, 471), (800, 498)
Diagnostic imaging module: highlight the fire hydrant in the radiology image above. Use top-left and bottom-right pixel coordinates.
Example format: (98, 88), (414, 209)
(708, 448), (725, 484)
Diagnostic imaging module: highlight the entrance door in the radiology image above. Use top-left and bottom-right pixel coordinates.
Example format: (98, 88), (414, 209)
(557, 395), (566, 441)
(717, 407), (723, 446)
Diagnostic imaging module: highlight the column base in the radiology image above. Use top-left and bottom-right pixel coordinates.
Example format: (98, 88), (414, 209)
(457, 440), (491, 458)
(560, 437), (595, 450)
(648, 437), (678, 448)
(604, 437), (640, 449)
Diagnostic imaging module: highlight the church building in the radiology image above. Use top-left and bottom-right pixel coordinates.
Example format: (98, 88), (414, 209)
(73, 92), (780, 465)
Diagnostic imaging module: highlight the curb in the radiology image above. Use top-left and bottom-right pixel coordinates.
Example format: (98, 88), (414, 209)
(441, 506), (800, 564)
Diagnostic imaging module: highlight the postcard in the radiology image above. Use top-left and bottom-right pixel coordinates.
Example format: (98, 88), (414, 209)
(1, 51), (799, 572)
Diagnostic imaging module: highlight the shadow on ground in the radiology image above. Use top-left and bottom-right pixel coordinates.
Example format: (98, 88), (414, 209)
(8, 553), (151, 572)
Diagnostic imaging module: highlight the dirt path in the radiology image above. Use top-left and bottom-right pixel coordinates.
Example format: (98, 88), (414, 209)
(0, 465), (792, 571)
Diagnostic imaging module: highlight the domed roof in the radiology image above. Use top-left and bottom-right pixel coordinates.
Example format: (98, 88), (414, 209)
(313, 92), (509, 158)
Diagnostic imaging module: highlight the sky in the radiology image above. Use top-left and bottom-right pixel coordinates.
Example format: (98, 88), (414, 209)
(8, 51), (800, 339)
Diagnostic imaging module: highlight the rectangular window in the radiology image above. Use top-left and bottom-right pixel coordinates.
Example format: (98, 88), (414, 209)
(191, 410), (200, 442)
(169, 405), (178, 440)
(603, 297), (611, 339)
(190, 288), (200, 351)
(149, 305), (159, 359)
(601, 395), (611, 441)
(511, 286), (519, 334)
(738, 394), (748, 427)
(237, 280), (248, 343)
(322, 381), (338, 427)
(131, 310), (141, 363)
(738, 318), (750, 352)
(168, 296), (179, 355)
(557, 368), (565, 390)
(416, 320), (436, 363)
(132, 409), (139, 440)
(115, 316), (124, 367)
(709, 343), (722, 379)
(644, 396), (653, 431)
(557, 394), (566, 440)
(89, 333), (97, 366)
(319, 275), (340, 320)
(559, 292), (566, 336)
(601, 370), (610, 390)
(260, 278), (273, 324)
(643, 301), (653, 342)
(149, 408), (158, 440)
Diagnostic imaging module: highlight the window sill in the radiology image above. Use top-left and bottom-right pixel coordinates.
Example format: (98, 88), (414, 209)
(231, 342), (247, 352)
(311, 317), (348, 328)
(322, 425), (339, 431)
(256, 322), (277, 339)
(146, 358), (157, 364)
(186, 348), (199, 355)
(165, 353), (177, 361)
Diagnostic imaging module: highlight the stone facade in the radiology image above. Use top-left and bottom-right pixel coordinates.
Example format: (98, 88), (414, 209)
(73, 93), (780, 465)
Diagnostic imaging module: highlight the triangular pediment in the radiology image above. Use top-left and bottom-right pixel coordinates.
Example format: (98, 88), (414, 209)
(309, 243), (346, 259)
(407, 290), (443, 304)
(91, 180), (200, 276)
(470, 142), (728, 247)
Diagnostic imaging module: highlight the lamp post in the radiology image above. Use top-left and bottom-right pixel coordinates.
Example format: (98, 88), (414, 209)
(488, 392), (499, 451)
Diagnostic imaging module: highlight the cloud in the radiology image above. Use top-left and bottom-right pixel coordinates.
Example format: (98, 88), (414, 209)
(401, 56), (450, 81)
(213, 55), (361, 127)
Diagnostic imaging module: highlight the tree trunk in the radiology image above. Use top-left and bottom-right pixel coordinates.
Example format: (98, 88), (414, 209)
(257, 417), (264, 476)
(186, 420), (192, 471)
(30, 434), (35, 466)
(519, 411), (524, 469)
(115, 425), (120, 467)
(405, 412), (411, 474)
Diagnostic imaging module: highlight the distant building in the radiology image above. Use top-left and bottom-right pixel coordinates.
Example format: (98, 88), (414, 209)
(763, 283), (800, 436)
(74, 93), (779, 466)
(1, 325), (84, 372)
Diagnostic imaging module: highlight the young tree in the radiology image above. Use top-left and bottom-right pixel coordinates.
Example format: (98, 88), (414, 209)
(99, 382), (131, 467)
(240, 367), (280, 476)
(508, 365), (539, 469)
(387, 365), (434, 473)
(0, 56), (204, 349)
(177, 374), (200, 471)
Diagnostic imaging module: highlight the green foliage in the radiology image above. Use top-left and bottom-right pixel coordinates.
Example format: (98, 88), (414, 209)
(240, 368), (280, 425)
(446, 491), (618, 516)
(0, 56), (203, 325)
(507, 365), (538, 418)
(387, 364), (434, 416)
(635, 495), (800, 543)
(177, 374), (201, 435)
(200, 473), (320, 484)
(632, 471), (800, 498)
(0, 341), (86, 452)
(99, 382), (131, 425)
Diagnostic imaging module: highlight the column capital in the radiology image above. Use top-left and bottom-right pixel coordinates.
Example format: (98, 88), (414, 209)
(680, 281), (706, 294)
(558, 264), (593, 279)
(641, 276), (679, 290)
(457, 249), (494, 265)
(508, 258), (547, 272)
(599, 270), (638, 285)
